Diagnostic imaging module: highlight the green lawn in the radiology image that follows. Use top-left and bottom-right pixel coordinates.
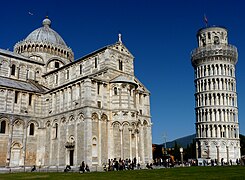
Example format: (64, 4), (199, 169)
(0, 166), (245, 180)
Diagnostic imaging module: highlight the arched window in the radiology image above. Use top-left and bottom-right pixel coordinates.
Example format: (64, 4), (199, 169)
(119, 60), (123, 71)
(29, 123), (34, 135)
(55, 62), (59, 68)
(92, 137), (97, 157)
(80, 64), (83, 74)
(29, 94), (32, 106)
(11, 64), (16, 76)
(0, 120), (6, 133)
(14, 91), (19, 104)
(66, 70), (69, 79)
(214, 36), (220, 45)
(55, 123), (58, 138)
(95, 57), (98, 68)
(114, 87), (117, 95)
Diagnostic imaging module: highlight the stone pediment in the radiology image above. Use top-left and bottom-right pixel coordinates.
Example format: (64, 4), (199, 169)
(108, 42), (134, 58)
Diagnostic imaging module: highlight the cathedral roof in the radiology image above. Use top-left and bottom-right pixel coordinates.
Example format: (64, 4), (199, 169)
(24, 17), (67, 47)
(111, 75), (138, 87)
(0, 76), (48, 93)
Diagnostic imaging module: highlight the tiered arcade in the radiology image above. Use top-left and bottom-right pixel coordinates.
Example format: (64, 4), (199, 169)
(191, 26), (240, 164)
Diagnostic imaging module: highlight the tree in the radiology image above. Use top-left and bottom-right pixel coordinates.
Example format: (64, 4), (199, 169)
(240, 134), (245, 156)
(173, 141), (181, 161)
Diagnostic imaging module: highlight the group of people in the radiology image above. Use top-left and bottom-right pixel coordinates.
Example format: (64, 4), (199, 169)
(153, 157), (175, 168)
(103, 157), (140, 171)
(64, 162), (90, 173)
(79, 161), (90, 173)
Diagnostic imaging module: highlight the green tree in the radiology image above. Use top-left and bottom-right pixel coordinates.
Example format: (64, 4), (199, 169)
(173, 141), (181, 161)
(240, 134), (245, 155)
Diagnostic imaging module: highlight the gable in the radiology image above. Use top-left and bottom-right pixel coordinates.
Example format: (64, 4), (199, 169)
(108, 42), (134, 58)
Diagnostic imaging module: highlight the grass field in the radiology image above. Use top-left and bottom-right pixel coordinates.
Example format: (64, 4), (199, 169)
(0, 166), (245, 180)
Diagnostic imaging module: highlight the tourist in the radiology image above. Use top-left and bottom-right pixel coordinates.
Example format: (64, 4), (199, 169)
(85, 164), (90, 172)
(64, 165), (71, 172)
(31, 165), (36, 172)
(79, 161), (85, 173)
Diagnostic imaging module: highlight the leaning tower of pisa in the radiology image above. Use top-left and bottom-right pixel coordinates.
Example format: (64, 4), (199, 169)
(191, 26), (240, 164)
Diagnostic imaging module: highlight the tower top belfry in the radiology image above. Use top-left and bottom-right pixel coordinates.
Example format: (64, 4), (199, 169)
(191, 26), (238, 67)
(197, 26), (228, 47)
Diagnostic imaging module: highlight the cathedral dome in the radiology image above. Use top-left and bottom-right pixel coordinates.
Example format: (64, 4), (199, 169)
(24, 17), (67, 47)
(14, 17), (74, 62)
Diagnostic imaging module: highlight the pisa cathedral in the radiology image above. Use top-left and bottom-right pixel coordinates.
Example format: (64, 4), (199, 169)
(191, 26), (240, 164)
(0, 17), (152, 168)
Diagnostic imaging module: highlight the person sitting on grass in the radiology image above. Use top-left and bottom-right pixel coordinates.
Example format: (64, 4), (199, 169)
(31, 165), (36, 172)
(146, 163), (153, 169)
(85, 164), (90, 172)
(64, 165), (71, 172)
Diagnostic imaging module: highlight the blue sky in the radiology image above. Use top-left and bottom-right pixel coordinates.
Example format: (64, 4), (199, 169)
(0, 0), (245, 144)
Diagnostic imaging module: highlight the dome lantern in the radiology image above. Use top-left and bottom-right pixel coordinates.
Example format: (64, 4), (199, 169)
(42, 16), (51, 27)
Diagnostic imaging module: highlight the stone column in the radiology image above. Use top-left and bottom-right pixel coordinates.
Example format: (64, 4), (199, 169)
(129, 128), (132, 160)
(139, 125), (145, 163)
(4, 90), (7, 111)
(84, 79), (92, 106)
(212, 125), (216, 138)
(119, 126), (123, 159)
(119, 88), (122, 107)
(207, 111), (210, 122)
(207, 146), (210, 158)
(135, 129), (139, 163)
(57, 122), (60, 166)
(79, 83), (82, 105)
(207, 125), (210, 138)
(84, 109), (92, 166)
(108, 121), (113, 159)
(196, 142), (199, 160)
(74, 118), (78, 166)
(147, 124), (153, 163)
(6, 117), (14, 167)
(68, 87), (72, 109)
(219, 110), (223, 122)
(216, 110), (219, 122)
(49, 126), (52, 165)
(22, 123), (27, 170)
(60, 90), (63, 112)
(98, 119), (102, 166)
(218, 125), (221, 138)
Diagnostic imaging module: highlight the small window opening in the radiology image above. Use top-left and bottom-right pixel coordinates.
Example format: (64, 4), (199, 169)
(55, 123), (58, 139)
(95, 57), (98, 68)
(208, 32), (211, 39)
(66, 70), (69, 79)
(11, 64), (16, 76)
(80, 64), (83, 74)
(97, 101), (101, 108)
(29, 94), (32, 106)
(97, 83), (100, 95)
(0, 120), (6, 133)
(14, 91), (19, 104)
(114, 87), (117, 95)
(29, 123), (34, 135)
(55, 62), (60, 68)
(119, 60), (123, 71)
